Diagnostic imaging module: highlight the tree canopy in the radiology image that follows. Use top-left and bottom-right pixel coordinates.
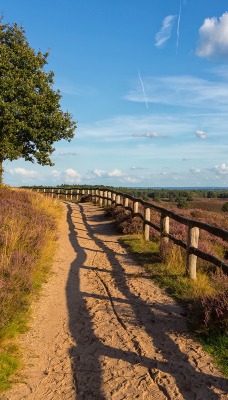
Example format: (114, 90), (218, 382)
(0, 20), (76, 183)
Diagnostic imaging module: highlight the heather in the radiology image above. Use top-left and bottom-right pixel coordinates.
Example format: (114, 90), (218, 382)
(0, 187), (61, 391)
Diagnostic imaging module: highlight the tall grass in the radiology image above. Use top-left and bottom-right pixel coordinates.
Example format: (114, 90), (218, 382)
(0, 187), (62, 391)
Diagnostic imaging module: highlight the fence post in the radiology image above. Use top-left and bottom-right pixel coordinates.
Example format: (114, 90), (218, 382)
(124, 196), (129, 209)
(112, 192), (116, 206)
(99, 190), (103, 206)
(58, 189), (60, 199)
(52, 188), (54, 198)
(108, 191), (112, 206)
(186, 225), (199, 280)
(133, 201), (139, 215)
(160, 214), (169, 244)
(103, 190), (108, 206)
(116, 194), (121, 206)
(75, 189), (79, 201)
(70, 189), (73, 200)
(144, 207), (151, 241)
(65, 190), (68, 200)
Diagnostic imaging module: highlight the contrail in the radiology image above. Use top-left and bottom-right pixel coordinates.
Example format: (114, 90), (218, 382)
(176, 0), (182, 53)
(138, 70), (148, 109)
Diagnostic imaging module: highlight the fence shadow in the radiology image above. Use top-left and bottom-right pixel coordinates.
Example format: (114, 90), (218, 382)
(66, 203), (228, 400)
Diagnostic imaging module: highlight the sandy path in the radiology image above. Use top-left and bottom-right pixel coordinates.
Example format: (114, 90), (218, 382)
(2, 202), (228, 400)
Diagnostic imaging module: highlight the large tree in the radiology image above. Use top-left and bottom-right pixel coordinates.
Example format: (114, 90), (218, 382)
(0, 20), (76, 183)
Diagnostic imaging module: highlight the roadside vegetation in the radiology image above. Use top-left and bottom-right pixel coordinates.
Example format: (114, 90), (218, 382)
(105, 202), (228, 377)
(0, 187), (61, 392)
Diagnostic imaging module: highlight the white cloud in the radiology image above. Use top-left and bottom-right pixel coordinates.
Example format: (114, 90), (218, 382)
(213, 163), (228, 175)
(90, 169), (106, 178)
(108, 168), (123, 177)
(9, 167), (38, 177)
(195, 130), (207, 139)
(64, 169), (81, 183)
(155, 15), (177, 48)
(51, 168), (81, 183)
(190, 167), (201, 174)
(89, 168), (123, 179)
(51, 170), (62, 178)
(196, 12), (228, 59)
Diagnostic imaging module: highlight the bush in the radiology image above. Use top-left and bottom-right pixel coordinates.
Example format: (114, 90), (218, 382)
(105, 205), (143, 234)
(177, 197), (189, 209)
(80, 194), (92, 203)
(190, 274), (228, 335)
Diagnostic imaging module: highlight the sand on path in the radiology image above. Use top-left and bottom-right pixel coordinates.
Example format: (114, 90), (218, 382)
(2, 202), (228, 400)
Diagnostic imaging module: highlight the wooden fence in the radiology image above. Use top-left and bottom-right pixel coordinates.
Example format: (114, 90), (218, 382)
(33, 186), (228, 280)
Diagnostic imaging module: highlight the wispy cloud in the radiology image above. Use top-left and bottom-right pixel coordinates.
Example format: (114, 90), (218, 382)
(195, 130), (207, 139)
(132, 132), (170, 138)
(155, 15), (177, 48)
(130, 166), (149, 170)
(125, 74), (228, 111)
(196, 12), (228, 59)
(210, 65), (228, 80)
(53, 150), (78, 158)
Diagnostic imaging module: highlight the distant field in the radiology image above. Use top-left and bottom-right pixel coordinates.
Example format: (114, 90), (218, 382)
(162, 198), (226, 214)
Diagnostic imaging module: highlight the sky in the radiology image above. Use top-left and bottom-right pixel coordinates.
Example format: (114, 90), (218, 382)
(1, 0), (228, 188)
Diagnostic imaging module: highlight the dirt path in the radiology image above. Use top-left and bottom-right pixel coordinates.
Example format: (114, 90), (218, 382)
(2, 202), (228, 400)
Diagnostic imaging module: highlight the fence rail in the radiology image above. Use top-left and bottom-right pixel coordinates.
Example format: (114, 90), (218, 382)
(32, 186), (228, 279)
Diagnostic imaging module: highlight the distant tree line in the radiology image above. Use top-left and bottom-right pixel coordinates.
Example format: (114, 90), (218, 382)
(28, 185), (228, 201)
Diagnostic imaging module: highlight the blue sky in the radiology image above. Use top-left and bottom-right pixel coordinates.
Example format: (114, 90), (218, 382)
(2, 0), (228, 187)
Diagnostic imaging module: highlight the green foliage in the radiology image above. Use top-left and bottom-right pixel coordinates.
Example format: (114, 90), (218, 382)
(0, 19), (76, 182)
(176, 197), (189, 209)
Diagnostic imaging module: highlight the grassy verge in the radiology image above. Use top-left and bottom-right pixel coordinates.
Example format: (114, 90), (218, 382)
(121, 234), (228, 377)
(0, 187), (62, 392)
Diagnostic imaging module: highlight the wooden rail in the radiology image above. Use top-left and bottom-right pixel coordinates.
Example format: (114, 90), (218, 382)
(33, 186), (228, 279)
